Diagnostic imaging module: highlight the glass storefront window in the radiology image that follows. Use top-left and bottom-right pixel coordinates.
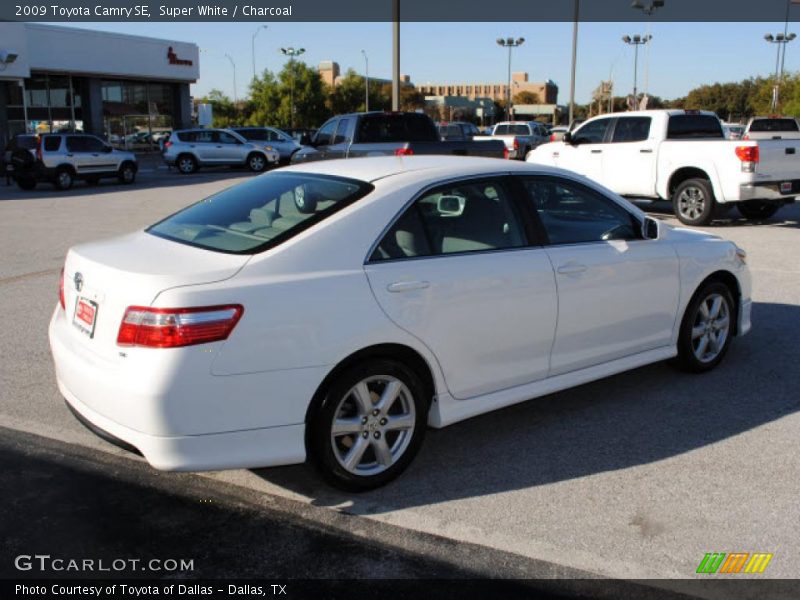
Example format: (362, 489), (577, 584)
(102, 80), (175, 152)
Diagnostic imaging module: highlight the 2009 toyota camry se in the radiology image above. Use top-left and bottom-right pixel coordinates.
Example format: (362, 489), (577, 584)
(50, 156), (751, 490)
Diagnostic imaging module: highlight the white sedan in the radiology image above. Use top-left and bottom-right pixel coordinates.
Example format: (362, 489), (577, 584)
(50, 156), (752, 490)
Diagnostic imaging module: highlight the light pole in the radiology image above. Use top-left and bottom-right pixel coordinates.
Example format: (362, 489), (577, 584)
(568, 0), (579, 125)
(280, 47), (306, 129)
(224, 53), (238, 105)
(765, 33), (797, 112)
(251, 25), (268, 81)
(621, 34), (652, 109)
(496, 37), (525, 121)
(361, 50), (369, 112)
(631, 1), (664, 103)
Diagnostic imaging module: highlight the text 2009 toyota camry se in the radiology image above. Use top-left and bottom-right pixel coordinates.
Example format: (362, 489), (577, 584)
(50, 156), (751, 490)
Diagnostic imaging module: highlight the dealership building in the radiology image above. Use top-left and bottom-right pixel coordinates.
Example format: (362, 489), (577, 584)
(0, 23), (198, 149)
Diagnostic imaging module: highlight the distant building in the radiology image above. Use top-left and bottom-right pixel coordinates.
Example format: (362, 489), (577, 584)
(318, 60), (412, 88)
(417, 72), (558, 104)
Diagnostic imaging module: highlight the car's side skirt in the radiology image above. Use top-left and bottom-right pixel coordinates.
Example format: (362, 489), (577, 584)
(429, 346), (676, 428)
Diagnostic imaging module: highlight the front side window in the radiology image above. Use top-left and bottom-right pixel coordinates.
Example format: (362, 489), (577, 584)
(148, 172), (373, 254)
(612, 117), (651, 143)
(521, 177), (639, 245)
(333, 118), (352, 144)
(218, 132), (240, 144)
(66, 136), (103, 152)
(370, 178), (526, 261)
(315, 119), (337, 145)
(571, 118), (612, 144)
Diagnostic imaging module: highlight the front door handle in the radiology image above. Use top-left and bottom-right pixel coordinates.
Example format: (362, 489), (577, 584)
(557, 263), (588, 275)
(640, 148), (654, 153)
(590, 149), (602, 154)
(387, 281), (430, 293)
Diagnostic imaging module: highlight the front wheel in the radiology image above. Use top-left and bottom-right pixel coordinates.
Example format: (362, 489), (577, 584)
(737, 200), (780, 221)
(307, 359), (428, 491)
(247, 152), (267, 173)
(673, 281), (735, 373)
(54, 168), (74, 191)
(672, 178), (716, 226)
(118, 162), (137, 184)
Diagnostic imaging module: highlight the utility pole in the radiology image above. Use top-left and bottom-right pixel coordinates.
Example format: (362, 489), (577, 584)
(568, 0), (579, 125)
(224, 53), (238, 105)
(361, 50), (369, 112)
(496, 37), (525, 121)
(251, 25), (267, 81)
(280, 47), (306, 128)
(621, 35), (651, 109)
(765, 33), (797, 112)
(392, 0), (400, 111)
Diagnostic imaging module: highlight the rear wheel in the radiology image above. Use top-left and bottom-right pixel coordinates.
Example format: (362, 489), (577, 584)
(737, 200), (780, 221)
(307, 359), (428, 491)
(673, 281), (735, 373)
(15, 176), (36, 191)
(247, 152), (267, 173)
(54, 168), (74, 191)
(177, 154), (197, 174)
(118, 161), (137, 184)
(672, 178), (716, 226)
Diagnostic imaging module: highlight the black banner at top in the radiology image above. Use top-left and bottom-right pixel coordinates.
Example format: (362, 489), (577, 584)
(2, 0), (800, 23)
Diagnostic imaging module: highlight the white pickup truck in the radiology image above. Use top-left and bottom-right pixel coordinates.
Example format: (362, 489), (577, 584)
(527, 109), (799, 225)
(475, 121), (549, 160)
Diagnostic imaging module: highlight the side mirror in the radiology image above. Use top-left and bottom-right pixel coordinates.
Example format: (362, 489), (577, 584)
(562, 132), (573, 144)
(103, 145), (113, 153)
(300, 133), (313, 146)
(642, 216), (660, 240)
(437, 194), (466, 217)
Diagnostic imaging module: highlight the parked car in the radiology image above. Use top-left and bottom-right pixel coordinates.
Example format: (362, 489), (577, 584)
(474, 121), (549, 159)
(722, 123), (745, 140)
(231, 126), (303, 164)
(50, 156), (751, 490)
(162, 128), (279, 174)
(547, 126), (569, 142)
(743, 116), (800, 140)
(527, 109), (800, 225)
(291, 112), (507, 164)
(11, 133), (137, 191)
(437, 121), (481, 141)
(3, 134), (37, 181)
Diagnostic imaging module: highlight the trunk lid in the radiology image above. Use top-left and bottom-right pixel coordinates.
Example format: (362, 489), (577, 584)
(62, 231), (249, 362)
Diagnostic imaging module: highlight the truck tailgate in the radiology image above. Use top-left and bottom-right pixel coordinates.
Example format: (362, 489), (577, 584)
(756, 139), (800, 181)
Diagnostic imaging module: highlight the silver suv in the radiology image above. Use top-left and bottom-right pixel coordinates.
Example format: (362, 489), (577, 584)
(12, 133), (137, 191)
(162, 128), (280, 174)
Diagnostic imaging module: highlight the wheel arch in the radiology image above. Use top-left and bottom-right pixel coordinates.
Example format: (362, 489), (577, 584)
(688, 270), (742, 335)
(304, 343), (438, 427)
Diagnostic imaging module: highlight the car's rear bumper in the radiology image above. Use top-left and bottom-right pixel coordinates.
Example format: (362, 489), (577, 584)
(739, 180), (800, 201)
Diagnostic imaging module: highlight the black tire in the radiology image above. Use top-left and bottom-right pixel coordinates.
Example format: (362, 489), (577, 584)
(54, 167), (74, 191)
(672, 281), (735, 373)
(176, 154), (197, 175)
(294, 184), (318, 213)
(307, 358), (429, 491)
(672, 178), (716, 226)
(247, 152), (267, 173)
(15, 176), (36, 191)
(737, 200), (780, 221)
(117, 161), (137, 184)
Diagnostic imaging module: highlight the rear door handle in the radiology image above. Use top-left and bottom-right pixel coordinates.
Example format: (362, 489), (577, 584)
(557, 263), (588, 275)
(640, 148), (654, 153)
(590, 149), (602, 154)
(387, 281), (430, 293)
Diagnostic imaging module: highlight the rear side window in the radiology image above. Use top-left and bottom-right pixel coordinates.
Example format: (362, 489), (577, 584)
(748, 118), (799, 132)
(370, 178), (526, 261)
(356, 114), (438, 143)
(176, 131), (194, 142)
(236, 129), (267, 141)
(43, 136), (61, 151)
(667, 115), (723, 139)
(148, 172), (373, 254)
(612, 117), (651, 142)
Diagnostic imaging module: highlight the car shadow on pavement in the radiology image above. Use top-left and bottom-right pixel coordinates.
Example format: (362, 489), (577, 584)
(253, 301), (800, 511)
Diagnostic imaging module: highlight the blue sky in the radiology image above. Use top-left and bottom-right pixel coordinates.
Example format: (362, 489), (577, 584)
(60, 21), (798, 103)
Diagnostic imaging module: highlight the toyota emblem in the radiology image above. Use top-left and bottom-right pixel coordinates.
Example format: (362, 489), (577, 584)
(73, 272), (84, 292)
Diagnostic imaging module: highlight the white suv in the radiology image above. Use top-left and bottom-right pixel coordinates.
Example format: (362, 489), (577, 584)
(162, 128), (280, 174)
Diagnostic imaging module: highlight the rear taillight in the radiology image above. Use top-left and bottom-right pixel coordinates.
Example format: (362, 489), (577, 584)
(163, 140), (173, 149)
(736, 145), (759, 172)
(59, 268), (65, 310)
(36, 136), (43, 162)
(503, 147), (510, 160)
(117, 305), (243, 348)
(394, 148), (414, 156)
(513, 138), (519, 150)
(549, 134), (556, 142)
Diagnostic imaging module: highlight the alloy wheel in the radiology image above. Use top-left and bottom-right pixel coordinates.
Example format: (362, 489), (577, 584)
(691, 293), (730, 363)
(677, 186), (706, 221)
(249, 155), (265, 171)
(178, 158), (194, 173)
(330, 375), (416, 476)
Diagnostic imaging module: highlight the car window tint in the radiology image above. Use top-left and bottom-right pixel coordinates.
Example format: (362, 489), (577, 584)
(522, 177), (639, 245)
(66, 137), (88, 152)
(612, 117), (651, 142)
(83, 136), (106, 152)
(372, 179), (525, 261)
(749, 118), (799, 132)
(333, 118), (352, 144)
(572, 118), (611, 144)
(667, 115), (723, 139)
(315, 120), (337, 145)
(218, 132), (239, 144)
(194, 130), (215, 143)
(238, 129), (267, 141)
(148, 172), (373, 254)
(494, 125), (509, 135)
(43, 136), (61, 151)
(509, 124), (530, 135)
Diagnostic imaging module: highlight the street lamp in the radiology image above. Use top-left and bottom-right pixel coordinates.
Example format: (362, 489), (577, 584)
(251, 25), (268, 81)
(621, 34), (652, 109)
(280, 46), (306, 129)
(224, 53), (238, 105)
(361, 49), (369, 112)
(630, 0), (664, 15)
(765, 33), (797, 112)
(496, 37), (525, 121)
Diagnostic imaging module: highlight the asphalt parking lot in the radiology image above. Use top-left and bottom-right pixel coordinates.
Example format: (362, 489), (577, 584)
(1, 166), (798, 596)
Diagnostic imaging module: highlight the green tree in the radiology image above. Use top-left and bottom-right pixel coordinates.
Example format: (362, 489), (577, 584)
(197, 89), (238, 128)
(512, 91), (541, 105)
(246, 61), (329, 129)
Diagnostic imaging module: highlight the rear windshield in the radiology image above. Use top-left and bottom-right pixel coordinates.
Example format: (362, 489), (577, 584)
(748, 118), (799, 132)
(356, 114), (438, 143)
(667, 115), (724, 139)
(147, 172), (374, 254)
(11, 136), (37, 150)
(508, 124), (531, 135)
